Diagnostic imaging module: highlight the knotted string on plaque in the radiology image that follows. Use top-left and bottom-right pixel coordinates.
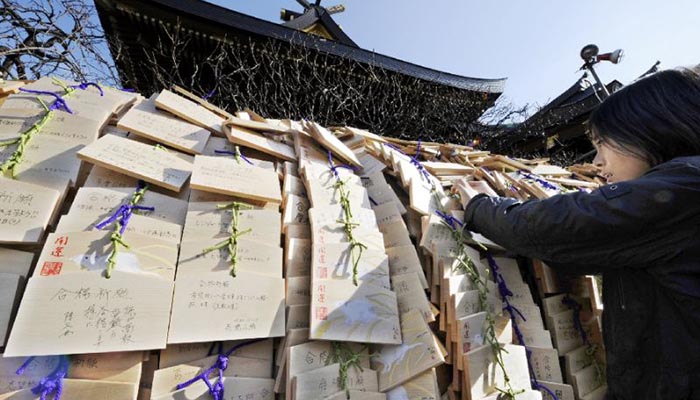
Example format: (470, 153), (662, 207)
(15, 355), (70, 400)
(94, 180), (154, 278)
(1, 79), (105, 178)
(176, 339), (264, 400)
(327, 151), (366, 286)
(214, 146), (253, 165)
(1, 91), (71, 177)
(562, 295), (605, 386)
(488, 253), (559, 400)
(434, 195), (523, 399)
(326, 341), (368, 395)
(383, 141), (432, 183)
(201, 201), (253, 277)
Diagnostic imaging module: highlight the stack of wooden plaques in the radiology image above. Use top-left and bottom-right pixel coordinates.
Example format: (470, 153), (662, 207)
(0, 78), (606, 400)
(533, 263), (606, 400)
(0, 249), (32, 350)
(0, 77), (150, 397)
(360, 136), (605, 400)
(149, 339), (276, 399)
(367, 143), (539, 400)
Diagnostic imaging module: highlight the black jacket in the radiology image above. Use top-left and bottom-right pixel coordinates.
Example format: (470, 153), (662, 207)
(464, 156), (700, 400)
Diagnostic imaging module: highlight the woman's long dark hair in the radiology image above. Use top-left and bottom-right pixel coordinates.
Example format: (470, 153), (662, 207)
(588, 66), (700, 166)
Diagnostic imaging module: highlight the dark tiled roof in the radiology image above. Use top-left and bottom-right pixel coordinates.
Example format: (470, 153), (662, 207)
(95, 0), (506, 93)
(281, 5), (358, 48)
(517, 61), (660, 139)
(503, 78), (623, 141)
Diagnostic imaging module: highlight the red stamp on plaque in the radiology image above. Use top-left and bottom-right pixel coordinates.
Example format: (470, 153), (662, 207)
(315, 306), (328, 321)
(40, 262), (63, 276)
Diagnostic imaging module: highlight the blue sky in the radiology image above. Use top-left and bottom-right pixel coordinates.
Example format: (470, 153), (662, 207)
(210, 0), (700, 115)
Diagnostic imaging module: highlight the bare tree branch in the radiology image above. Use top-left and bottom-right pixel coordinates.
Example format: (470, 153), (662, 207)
(111, 22), (496, 143)
(0, 0), (119, 84)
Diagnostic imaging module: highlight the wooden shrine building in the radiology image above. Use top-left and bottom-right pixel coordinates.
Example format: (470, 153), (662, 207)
(95, 0), (506, 141)
(487, 62), (660, 164)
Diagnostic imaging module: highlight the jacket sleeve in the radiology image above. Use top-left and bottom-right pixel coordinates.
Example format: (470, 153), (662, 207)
(463, 161), (700, 268)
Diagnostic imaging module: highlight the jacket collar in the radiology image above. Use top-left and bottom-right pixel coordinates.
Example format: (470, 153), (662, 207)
(645, 155), (700, 175)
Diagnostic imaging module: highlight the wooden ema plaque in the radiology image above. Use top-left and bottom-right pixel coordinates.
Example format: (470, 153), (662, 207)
(77, 134), (193, 192)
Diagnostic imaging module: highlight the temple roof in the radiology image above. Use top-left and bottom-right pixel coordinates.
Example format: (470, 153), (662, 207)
(485, 61), (661, 162)
(280, 1), (358, 47)
(508, 61), (661, 146)
(95, 0), (506, 94)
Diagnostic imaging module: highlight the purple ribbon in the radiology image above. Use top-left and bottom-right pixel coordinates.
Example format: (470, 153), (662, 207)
(518, 170), (560, 192)
(214, 149), (253, 165)
(435, 210), (463, 231)
(532, 380), (562, 400)
(18, 88), (72, 113)
(16, 355), (70, 400)
(69, 82), (104, 96)
(120, 87), (136, 93)
(94, 181), (154, 235)
(15, 356), (37, 376)
(486, 253), (560, 400)
(176, 339), (264, 399)
(562, 295), (589, 346)
(202, 89), (216, 101)
(94, 204), (153, 235)
(383, 143), (402, 152)
(488, 254), (527, 329)
(178, 354), (227, 400)
(327, 150), (357, 180)
(410, 141), (432, 183)
(383, 142), (432, 183)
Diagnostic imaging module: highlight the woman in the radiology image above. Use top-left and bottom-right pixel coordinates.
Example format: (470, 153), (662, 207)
(462, 67), (700, 400)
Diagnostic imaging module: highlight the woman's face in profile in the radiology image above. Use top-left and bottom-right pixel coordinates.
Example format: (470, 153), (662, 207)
(592, 138), (651, 184)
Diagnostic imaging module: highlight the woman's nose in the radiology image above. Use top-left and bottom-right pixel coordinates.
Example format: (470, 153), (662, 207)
(592, 151), (604, 167)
